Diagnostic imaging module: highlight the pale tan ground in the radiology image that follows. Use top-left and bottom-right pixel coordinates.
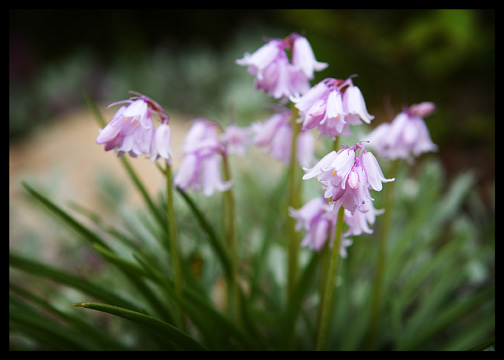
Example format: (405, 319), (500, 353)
(9, 106), (193, 262)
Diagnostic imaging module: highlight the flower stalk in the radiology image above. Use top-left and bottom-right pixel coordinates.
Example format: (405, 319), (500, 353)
(165, 161), (184, 331)
(366, 159), (398, 349)
(287, 105), (302, 300)
(315, 205), (345, 351)
(222, 151), (241, 325)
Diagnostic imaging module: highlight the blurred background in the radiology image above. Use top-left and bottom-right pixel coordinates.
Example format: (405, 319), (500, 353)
(10, 9), (495, 258)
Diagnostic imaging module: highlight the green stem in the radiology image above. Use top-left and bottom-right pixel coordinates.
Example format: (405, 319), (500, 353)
(165, 162), (184, 331)
(315, 205), (346, 351)
(366, 159), (398, 350)
(315, 137), (340, 338)
(287, 105), (302, 300)
(222, 152), (241, 325)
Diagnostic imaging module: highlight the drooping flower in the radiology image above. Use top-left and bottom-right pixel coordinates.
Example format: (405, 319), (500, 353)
(96, 98), (154, 157)
(236, 33), (327, 99)
(96, 93), (173, 162)
(173, 119), (231, 196)
(289, 196), (353, 257)
(303, 142), (394, 214)
(363, 102), (437, 161)
(343, 202), (384, 238)
(291, 34), (328, 80)
(251, 108), (315, 167)
(150, 123), (172, 163)
(342, 82), (375, 126)
(291, 77), (374, 139)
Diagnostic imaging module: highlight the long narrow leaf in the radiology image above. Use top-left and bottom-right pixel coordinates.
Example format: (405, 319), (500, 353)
(10, 252), (139, 311)
(9, 282), (129, 350)
(176, 187), (232, 280)
(92, 243), (174, 323)
(73, 302), (207, 351)
(465, 337), (495, 351)
(21, 182), (110, 251)
(134, 254), (257, 350)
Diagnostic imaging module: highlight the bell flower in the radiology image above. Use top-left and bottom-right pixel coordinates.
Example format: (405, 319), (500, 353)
(303, 142), (394, 214)
(150, 123), (173, 163)
(364, 102), (437, 161)
(96, 98), (155, 157)
(343, 203), (384, 238)
(96, 93), (173, 160)
(291, 34), (328, 79)
(251, 108), (315, 167)
(289, 196), (353, 257)
(291, 78), (373, 139)
(236, 33), (326, 99)
(173, 119), (231, 196)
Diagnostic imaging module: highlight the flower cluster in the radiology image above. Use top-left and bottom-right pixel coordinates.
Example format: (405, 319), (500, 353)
(236, 33), (328, 100)
(96, 33), (437, 259)
(173, 119), (232, 197)
(303, 142), (394, 214)
(251, 107), (315, 167)
(289, 196), (353, 257)
(364, 102), (437, 161)
(291, 77), (374, 139)
(95, 93), (173, 163)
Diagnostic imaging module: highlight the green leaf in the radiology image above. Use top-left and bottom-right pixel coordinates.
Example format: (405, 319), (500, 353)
(92, 243), (174, 323)
(176, 187), (232, 281)
(134, 253), (258, 350)
(465, 336), (495, 351)
(397, 286), (495, 350)
(73, 302), (207, 351)
(10, 252), (140, 311)
(9, 282), (129, 350)
(21, 182), (110, 251)
(10, 295), (95, 351)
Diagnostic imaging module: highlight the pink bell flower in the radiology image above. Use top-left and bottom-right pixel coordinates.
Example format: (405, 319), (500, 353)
(342, 83), (375, 125)
(236, 33), (326, 99)
(364, 102), (437, 161)
(150, 123), (173, 163)
(289, 196), (353, 257)
(173, 119), (231, 197)
(96, 93), (173, 161)
(289, 196), (335, 251)
(303, 142), (394, 214)
(96, 98), (155, 157)
(291, 34), (328, 79)
(291, 78), (374, 139)
(251, 108), (315, 167)
(343, 202), (384, 238)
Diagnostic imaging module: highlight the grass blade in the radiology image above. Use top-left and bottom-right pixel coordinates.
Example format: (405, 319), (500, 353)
(21, 182), (110, 251)
(176, 187), (232, 281)
(73, 302), (207, 351)
(10, 252), (139, 311)
(465, 337), (495, 351)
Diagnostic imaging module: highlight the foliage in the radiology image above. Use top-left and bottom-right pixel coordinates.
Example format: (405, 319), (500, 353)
(9, 116), (494, 350)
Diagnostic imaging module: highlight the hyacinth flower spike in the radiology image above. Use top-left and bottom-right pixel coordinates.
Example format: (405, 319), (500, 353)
(364, 101), (437, 161)
(251, 107), (315, 167)
(236, 33), (327, 99)
(303, 142), (394, 214)
(173, 119), (232, 197)
(289, 196), (355, 257)
(291, 77), (374, 140)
